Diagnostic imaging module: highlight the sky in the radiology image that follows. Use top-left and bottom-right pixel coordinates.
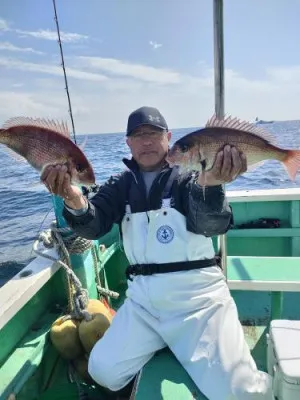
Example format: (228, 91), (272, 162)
(0, 0), (300, 134)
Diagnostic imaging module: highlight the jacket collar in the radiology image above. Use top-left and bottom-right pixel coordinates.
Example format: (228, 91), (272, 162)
(122, 157), (171, 174)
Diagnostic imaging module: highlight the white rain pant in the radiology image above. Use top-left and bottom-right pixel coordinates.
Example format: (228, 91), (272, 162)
(88, 201), (273, 399)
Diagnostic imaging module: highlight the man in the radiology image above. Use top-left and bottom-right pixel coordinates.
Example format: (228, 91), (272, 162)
(42, 106), (273, 399)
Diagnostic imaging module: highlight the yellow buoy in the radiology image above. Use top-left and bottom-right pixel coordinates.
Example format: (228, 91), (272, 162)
(85, 298), (114, 319)
(50, 316), (84, 360)
(78, 299), (113, 354)
(79, 312), (112, 354)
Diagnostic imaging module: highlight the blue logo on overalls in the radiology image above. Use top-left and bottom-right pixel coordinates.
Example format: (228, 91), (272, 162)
(156, 225), (174, 244)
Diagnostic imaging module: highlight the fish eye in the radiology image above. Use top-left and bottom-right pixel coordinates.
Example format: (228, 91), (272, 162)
(181, 144), (189, 153)
(76, 163), (85, 172)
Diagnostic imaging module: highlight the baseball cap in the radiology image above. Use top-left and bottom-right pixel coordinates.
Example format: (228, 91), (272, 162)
(126, 106), (168, 136)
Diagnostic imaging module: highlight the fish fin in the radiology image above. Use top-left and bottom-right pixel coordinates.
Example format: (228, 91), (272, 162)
(79, 135), (88, 151)
(283, 150), (300, 181)
(2, 117), (70, 138)
(246, 160), (266, 172)
(205, 114), (276, 145)
(0, 144), (27, 163)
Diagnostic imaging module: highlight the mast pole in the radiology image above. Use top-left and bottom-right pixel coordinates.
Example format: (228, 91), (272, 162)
(213, 0), (227, 278)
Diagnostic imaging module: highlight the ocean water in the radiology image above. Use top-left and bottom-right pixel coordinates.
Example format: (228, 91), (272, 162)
(1, 121), (300, 286)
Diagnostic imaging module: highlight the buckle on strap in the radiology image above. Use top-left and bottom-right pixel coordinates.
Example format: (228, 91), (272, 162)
(125, 264), (153, 280)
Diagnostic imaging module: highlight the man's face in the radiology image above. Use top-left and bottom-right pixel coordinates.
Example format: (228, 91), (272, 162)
(126, 125), (171, 171)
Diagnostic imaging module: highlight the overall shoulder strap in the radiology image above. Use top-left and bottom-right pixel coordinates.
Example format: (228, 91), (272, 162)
(123, 170), (134, 204)
(161, 166), (179, 199)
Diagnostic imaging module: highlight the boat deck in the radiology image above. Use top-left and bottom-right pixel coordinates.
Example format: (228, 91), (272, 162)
(134, 324), (268, 400)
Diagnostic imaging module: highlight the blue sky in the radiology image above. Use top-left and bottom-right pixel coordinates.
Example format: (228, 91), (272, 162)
(0, 0), (300, 133)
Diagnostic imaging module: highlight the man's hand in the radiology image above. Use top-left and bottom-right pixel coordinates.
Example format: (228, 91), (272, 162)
(41, 165), (86, 209)
(197, 145), (247, 187)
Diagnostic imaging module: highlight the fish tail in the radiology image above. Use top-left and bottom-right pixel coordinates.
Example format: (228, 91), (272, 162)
(283, 149), (300, 180)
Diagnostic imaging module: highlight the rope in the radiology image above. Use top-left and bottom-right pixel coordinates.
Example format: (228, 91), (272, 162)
(91, 245), (102, 297)
(33, 221), (93, 321)
(33, 220), (119, 319)
(91, 245), (120, 301)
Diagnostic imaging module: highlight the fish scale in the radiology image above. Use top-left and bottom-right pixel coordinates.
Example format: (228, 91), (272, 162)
(166, 115), (300, 181)
(0, 117), (95, 186)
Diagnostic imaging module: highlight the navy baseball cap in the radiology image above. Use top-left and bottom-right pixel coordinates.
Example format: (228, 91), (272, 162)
(126, 106), (168, 136)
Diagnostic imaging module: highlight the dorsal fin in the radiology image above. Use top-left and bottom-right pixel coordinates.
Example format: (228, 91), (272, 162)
(205, 114), (276, 144)
(79, 135), (88, 151)
(2, 117), (70, 138)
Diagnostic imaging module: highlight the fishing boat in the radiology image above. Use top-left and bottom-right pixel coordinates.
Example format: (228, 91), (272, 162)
(1, 1), (300, 399)
(255, 117), (274, 125)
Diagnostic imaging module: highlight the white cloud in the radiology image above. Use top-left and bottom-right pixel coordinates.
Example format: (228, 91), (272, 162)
(0, 18), (9, 31)
(149, 40), (162, 50)
(0, 91), (64, 119)
(266, 66), (300, 84)
(0, 18), (88, 43)
(0, 55), (300, 134)
(0, 57), (108, 82)
(15, 28), (89, 43)
(77, 56), (180, 84)
(0, 41), (44, 54)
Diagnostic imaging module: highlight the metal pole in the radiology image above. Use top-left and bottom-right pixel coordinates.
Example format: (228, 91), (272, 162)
(213, 0), (227, 278)
(213, 0), (224, 118)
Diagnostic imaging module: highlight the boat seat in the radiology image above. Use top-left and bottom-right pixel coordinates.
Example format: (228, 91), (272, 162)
(227, 256), (300, 292)
(227, 256), (300, 319)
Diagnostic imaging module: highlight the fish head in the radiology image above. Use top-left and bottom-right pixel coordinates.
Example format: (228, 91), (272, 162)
(68, 156), (96, 186)
(166, 135), (205, 172)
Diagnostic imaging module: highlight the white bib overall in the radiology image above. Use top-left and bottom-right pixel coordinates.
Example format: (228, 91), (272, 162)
(88, 185), (273, 399)
(122, 198), (215, 266)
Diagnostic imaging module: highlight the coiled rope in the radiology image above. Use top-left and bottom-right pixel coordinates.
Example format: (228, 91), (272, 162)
(33, 221), (93, 321)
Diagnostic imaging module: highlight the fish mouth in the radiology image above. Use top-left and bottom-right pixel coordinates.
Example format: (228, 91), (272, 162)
(166, 147), (182, 166)
(76, 169), (96, 186)
(165, 154), (174, 166)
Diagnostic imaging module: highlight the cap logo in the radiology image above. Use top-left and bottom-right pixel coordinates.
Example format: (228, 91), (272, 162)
(148, 114), (161, 123)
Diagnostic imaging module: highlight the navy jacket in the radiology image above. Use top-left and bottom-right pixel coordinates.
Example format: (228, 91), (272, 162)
(63, 158), (233, 240)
